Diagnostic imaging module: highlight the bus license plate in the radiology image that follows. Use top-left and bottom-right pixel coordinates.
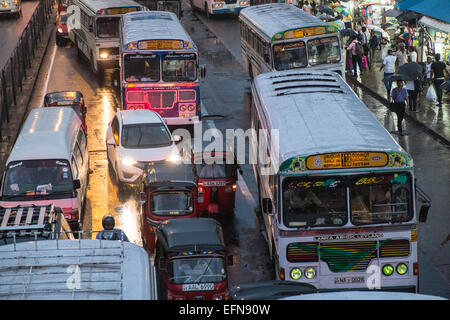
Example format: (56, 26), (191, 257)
(334, 276), (365, 284)
(182, 283), (214, 291)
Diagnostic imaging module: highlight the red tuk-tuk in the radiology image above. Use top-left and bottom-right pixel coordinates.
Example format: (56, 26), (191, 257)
(43, 91), (87, 131)
(155, 218), (233, 300)
(195, 152), (242, 215)
(141, 181), (198, 252)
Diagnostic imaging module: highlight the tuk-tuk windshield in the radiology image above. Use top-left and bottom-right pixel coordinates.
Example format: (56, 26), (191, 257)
(150, 191), (193, 216)
(196, 163), (234, 179)
(169, 257), (226, 284)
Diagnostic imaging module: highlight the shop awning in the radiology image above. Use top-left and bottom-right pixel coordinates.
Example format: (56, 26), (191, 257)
(382, 8), (403, 17)
(419, 16), (450, 34)
(409, 0), (450, 24)
(395, 0), (425, 11)
(396, 10), (421, 22)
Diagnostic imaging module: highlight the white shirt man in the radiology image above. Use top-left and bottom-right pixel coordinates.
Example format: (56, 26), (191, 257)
(382, 52), (397, 74)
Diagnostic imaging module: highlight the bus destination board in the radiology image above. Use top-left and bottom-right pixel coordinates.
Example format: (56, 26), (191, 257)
(138, 40), (183, 50)
(306, 152), (388, 170)
(284, 26), (326, 39)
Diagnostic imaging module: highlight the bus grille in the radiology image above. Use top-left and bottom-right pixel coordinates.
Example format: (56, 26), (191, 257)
(147, 91), (176, 109)
(286, 239), (410, 273)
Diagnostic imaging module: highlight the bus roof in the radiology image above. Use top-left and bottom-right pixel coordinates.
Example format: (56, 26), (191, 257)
(239, 3), (330, 41)
(252, 70), (411, 173)
(0, 240), (157, 300)
(77, 0), (144, 14)
(121, 11), (195, 50)
(7, 107), (81, 164)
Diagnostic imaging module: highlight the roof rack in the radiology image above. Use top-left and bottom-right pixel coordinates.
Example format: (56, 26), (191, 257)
(0, 205), (57, 231)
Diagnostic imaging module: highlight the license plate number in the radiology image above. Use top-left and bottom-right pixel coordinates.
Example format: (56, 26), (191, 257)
(182, 283), (214, 291)
(334, 276), (365, 284)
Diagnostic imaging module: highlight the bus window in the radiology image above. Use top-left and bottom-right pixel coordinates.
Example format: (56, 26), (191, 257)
(124, 54), (160, 82)
(350, 173), (413, 225)
(273, 42), (307, 71)
(282, 177), (346, 227)
(307, 36), (341, 66)
(162, 53), (197, 82)
(96, 17), (120, 38)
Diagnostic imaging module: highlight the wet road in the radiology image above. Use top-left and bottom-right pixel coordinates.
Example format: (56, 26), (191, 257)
(189, 3), (450, 297)
(0, 1), (40, 69)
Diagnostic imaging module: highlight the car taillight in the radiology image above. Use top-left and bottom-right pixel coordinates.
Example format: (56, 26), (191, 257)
(225, 184), (237, 193)
(62, 208), (79, 221)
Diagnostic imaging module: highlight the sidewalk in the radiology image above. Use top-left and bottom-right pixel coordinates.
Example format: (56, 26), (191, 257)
(349, 50), (450, 144)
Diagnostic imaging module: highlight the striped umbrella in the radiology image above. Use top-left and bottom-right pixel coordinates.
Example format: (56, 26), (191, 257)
(334, 6), (351, 18)
(327, 20), (346, 31)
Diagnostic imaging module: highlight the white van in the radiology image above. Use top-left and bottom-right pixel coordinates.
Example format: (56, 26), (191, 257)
(0, 107), (89, 231)
(0, 239), (158, 300)
(0, 0), (22, 18)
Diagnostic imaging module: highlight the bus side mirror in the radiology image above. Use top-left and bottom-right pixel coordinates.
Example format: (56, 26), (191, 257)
(73, 179), (81, 190)
(227, 254), (234, 266)
(264, 54), (270, 64)
(140, 191), (146, 204)
(262, 198), (273, 214)
(200, 66), (206, 79)
(159, 257), (167, 271)
(418, 204), (430, 222)
(107, 138), (116, 146)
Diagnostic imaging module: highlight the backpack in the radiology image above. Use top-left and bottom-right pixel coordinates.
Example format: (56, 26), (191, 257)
(355, 41), (364, 56)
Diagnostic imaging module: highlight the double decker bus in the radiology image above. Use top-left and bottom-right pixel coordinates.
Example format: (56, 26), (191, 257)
(239, 3), (344, 79)
(250, 70), (431, 292)
(120, 11), (202, 126)
(68, 0), (146, 75)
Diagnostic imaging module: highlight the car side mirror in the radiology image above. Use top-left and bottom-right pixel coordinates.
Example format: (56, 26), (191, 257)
(73, 179), (81, 190)
(418, 204), (430, 222)
(264, 54), (270, 63)
(159, 257), (167, 271)
(107, 138), (116, 146)
(173, 135), (182, 143)
(262, 198), (273, 214)
(227, 254), (234, 266)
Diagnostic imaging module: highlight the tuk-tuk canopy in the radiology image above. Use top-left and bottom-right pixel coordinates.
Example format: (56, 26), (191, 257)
(143, 161), (197, 187)
(44, 91), (84, 106)
(158, 218), (225, 253)
(193, 151), (236, 164)
(146, 181), (196, 191)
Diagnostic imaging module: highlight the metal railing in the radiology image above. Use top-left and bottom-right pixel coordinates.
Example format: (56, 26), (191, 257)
(0, 0), (55, 139)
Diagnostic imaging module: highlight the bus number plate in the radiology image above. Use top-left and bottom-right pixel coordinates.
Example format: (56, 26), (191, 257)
(334, 276), (365, 284)
(182, 283), (214, 291)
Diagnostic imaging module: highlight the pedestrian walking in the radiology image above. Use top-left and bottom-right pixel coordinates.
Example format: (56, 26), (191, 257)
(405, 79), (418, 112)
(430, 53), (450, 106)
(390, 81), (408, 135)
(425, 56), (433, 81)
(346, 35), (364, 77)
(302, 1), (312, 14)
(361, 26), (370, 66)
(396, 43), (407, 71)
(408, 47), (417, 62)
(380, 49), (397, 99)
(369, 30), (379, 67)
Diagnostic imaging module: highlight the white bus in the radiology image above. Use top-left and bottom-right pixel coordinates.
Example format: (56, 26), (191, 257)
(190, 0), (249, 19)
(250, 70), (431, 292)
(0, 239), (158, 299)
(68, 0), (146, 75)
(239, 3), (344, 79)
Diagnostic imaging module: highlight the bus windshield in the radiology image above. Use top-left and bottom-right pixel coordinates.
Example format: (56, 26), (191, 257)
(124, 54), (160, 82)
(162, 53), (197, 82)
(350, 172), (413, 225)
(150, 191), (193, 216)
(307, 36), (341, 66)
(282, 177), (347, 228)
(3, 160), (74, 197)
(273, 41), (307, 71)
(96, 17), (120, 38)
(169, 257), (226, 284)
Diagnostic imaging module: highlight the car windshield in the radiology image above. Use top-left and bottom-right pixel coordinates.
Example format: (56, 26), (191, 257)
(150, 191), (193, 216)
(124, 54), (160, 82)
(96, 17), (120, 38)
(282, 177), (347, 228)
(3, 160), (74, 197)
(162, 53), (197, 82)
(196, 163), (234, 179)
(169, 257), (226, 284)
(350, 172), (413, 225)
(121, 123), (172, 148)
(307, 36), (341, 66)
(273, 41), (308, 71)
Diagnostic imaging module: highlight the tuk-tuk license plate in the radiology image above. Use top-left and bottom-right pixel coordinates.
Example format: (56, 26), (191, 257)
(182, 283), (214, 291)
(201, 181), (227, 187)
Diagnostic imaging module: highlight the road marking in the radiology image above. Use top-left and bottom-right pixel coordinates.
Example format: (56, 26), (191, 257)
(38, 42), (57, 108)
(201, 102), (256, 206)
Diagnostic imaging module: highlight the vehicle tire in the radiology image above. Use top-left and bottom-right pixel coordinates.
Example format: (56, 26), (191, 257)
(90, 51), (99, 75)
(271, 242), (279, 280)
(75, 38), (82, 60)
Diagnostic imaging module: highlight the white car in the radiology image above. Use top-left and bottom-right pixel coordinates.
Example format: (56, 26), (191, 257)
(106, 110), (182, 188)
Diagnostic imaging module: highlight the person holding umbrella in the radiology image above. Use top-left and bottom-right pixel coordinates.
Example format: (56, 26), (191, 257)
(390, 80), (409, 136)
(380, 49), (397, 99)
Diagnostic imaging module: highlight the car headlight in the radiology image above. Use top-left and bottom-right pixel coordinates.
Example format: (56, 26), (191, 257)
(290, 268), (302, 280)
(100, 52), (109, 59)
(382, 264), (394, 276)
(396, 263), (408, 275)
(166, 153), (182, 164)
(57, 27), (63, 33)
(304, 267), (316, 279)
(121, 157), (137, 167)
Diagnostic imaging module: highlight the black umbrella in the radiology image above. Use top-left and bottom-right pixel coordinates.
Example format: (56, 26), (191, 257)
(441, 80), (450, 90)
(398, 62), (425, 81)
(383, 73), (411, 82)
(340, 28), (357, 37)
(317, 5), (335, 16)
